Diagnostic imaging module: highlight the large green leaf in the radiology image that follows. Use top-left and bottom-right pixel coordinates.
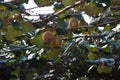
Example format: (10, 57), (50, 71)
(62, 0), (77, 6)
(20, 21), (35, 32)
(4, 20), (35, 41)
(84, 2), (103, 16)
(5, 25), (23, 41)
(0, 3), (7, 11)
(41, 48), (62, 60)
(97, 65), (112, 74)
(97, 65), (105, 74)
(30, 32), (44, 47)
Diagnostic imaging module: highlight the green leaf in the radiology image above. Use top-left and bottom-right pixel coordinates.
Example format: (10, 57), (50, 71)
(7, 10), (18, 18)
(65, 30), (73, 38)
(56, 19), (68, 28)
(104, 24), (112, 31)
(30, 32), (44, 47)
(20, 21), (35, 32)
(88, 27), (95, 34)
(113, 10), (120, 16)
(79, 20), (87, 26)
(84, 2), (103, 16)
(111, 0), (120, 5)
(34, 0), (54, 6)
(41, 48), (62, 60)
(11, 69), (19, 76)
(5, 25), (23, 41)
(54, 57), (61, 63)
(9, 60), (16, 63)
(58, 13), (66, 19)
(97, 65), (105, 74)
(0, 4), (7, 11)
(87, 45), (97, 52)
(109, 41), (120, 48)
(102, 44), (110, 53)
(20, 56), (27, 62)
(55, 19), (68, 35)
(56, 28), (67, 35)
(97, 65), (112, 74)
(79, 40), (89, 48)
(62, 0), (77, 6)
(104, 66), (112, 73)
(88, 52), (97, 60)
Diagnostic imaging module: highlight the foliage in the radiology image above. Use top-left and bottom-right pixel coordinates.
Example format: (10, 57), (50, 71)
(0, 0), (120, 80)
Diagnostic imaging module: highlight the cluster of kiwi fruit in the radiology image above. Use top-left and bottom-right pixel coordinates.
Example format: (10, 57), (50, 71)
(42, 17), (79, 47)
(42, 30), (62, 48)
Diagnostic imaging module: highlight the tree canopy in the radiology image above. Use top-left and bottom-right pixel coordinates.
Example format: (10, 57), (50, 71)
(0, 0), (120, 80)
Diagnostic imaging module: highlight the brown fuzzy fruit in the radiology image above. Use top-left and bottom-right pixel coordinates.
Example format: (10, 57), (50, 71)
(42, 31), (54, 43)
(52, 36), (62, 47)
(68, 17), (79, 29)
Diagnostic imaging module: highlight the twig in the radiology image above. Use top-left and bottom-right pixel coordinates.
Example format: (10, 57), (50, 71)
(63, 31), (120, 40)
(60, 41), (73, 58)
(1, 45), (36, 53)
(54, 1), (82, 16)
(111, 5), (120, 10)
(62, 33), (107, 40)
(98, 19), (120, 26)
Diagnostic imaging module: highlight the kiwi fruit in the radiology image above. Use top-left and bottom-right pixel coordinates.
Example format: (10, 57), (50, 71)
(42, 31), (54, 43)
(68, 17), (79, 29)
(52, 36), (62, 47)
